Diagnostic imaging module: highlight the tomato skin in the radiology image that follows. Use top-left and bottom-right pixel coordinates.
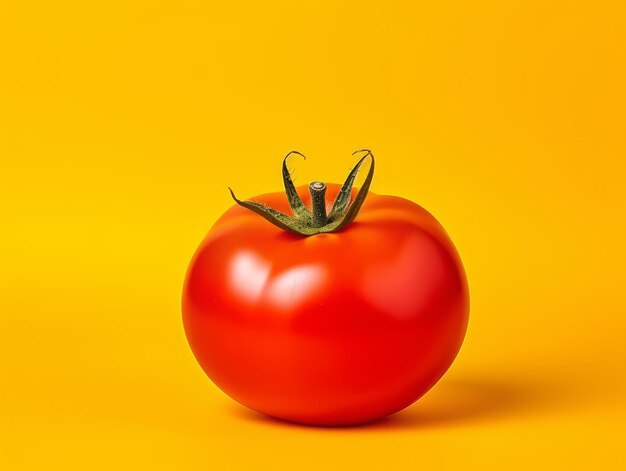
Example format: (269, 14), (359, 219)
(182, 184), (469, 426)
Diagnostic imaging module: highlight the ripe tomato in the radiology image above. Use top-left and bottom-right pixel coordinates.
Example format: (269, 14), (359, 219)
(182, 151), (469, 426)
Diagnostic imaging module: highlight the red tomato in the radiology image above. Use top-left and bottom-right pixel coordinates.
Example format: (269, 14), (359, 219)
(182, 152), (468, 426)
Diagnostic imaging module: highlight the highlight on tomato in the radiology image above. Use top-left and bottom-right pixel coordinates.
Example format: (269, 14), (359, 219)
(182, 150), (469, 426)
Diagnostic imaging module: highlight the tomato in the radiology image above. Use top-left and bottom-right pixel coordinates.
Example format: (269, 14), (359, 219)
(182, 151), (469, 426)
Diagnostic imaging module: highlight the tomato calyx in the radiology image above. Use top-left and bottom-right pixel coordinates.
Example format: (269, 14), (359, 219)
(228, 149), (375, 236)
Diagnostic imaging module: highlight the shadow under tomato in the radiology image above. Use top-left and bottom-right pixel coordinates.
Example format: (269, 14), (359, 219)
(231, 375), (571, 431)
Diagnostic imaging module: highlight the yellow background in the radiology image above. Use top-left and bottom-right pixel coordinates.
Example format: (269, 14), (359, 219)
(1, 1), (625, 469)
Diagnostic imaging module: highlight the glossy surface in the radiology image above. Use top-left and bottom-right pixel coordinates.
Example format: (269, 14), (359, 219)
(182, 184), (469, 425)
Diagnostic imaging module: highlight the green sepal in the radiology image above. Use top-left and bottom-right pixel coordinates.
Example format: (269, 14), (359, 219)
(282, 151), (312, 221)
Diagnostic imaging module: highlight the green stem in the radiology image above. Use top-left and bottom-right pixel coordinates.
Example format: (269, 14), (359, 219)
(228, 150), (374, 236)
(309, 181), (327, 227)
